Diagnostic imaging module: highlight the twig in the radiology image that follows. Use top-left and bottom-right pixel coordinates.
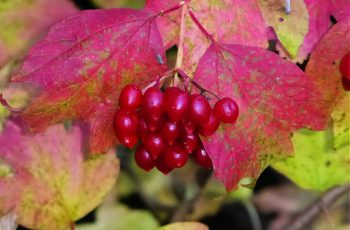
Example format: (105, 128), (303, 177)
(170, 168), (212, 222)
(282, 184), (350, 230)
(285, 0), (291, 14)
(70, 222), (75, 230)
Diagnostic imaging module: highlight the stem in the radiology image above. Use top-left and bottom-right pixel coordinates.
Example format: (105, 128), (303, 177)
(177, 69), (220, 100)
(173, 2), (188, 87)
(188, 8), (214, 42)
(282, 184), (350, 230)
(70, 222), (75, 230)
(170, 168), (212, 222)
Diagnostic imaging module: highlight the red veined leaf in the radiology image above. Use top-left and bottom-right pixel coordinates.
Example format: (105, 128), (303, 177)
(306, 16), (350, 116)
(330, 0), (350, 21)
(146, 0), (268, 77)
(9, 8), (167, 153)
(194, 42), (328, 191)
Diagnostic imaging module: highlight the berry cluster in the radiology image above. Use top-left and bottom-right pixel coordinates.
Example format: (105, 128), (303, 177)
(339, 53), (350, 91)
(113, 84), (239, 174)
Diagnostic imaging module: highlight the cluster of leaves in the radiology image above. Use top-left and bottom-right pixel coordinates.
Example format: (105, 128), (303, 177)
(0, 0), (349, 229)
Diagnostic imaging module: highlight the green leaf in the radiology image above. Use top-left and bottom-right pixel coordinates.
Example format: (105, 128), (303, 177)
(332, 93), (350, 149)
(158, 222), (208, 230)
(76, 204), (159, 230)
(273, 128), (350, 191)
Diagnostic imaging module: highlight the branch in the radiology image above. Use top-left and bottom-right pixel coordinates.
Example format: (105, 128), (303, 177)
(282, 184), (350, 230)
(170, 168), (212, 222)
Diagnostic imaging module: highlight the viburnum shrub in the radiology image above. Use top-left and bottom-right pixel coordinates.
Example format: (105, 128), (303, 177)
(0, 0), (349, 228)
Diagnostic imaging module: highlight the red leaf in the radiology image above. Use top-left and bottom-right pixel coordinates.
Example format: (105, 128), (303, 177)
(306, 16), (350, 115)
(146, 0), (268, 76)
(11, 8), (167, 153)
(0, 0), (78, 68)
(0, 120), (119, 229)
(194, 43), (327, 191)
(330, 0), (350, 21)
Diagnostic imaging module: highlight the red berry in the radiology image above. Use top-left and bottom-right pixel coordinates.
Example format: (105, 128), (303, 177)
(142, 87), (165, 117)
(339, 53), (350, 79)
(162, 121), (182, 145)
(193, 146), (212, 169)
(165, 87), (190, 121)
(189, 94), (211, 124)
(214, 97), (239, 123)
(117, 133), (138, 149)
(164, 145), (189, 168)
(143, 133), (166, 160)
(198, 111), (220, 137)
(144, 114), (166, 132)
(183, 133), (199, 154)
(135, 145), (155, 171)
(156, 153), (174, 175)
(342, 76), (350, 91)
(183, 119), (197, 135)
(113, 110), (139, 135)
(119, 84), (142, 111)
(138, 118), (149, 141)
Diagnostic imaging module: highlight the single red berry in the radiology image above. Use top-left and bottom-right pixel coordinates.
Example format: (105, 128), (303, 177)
(165, 87), (190, 121)
(156, 153), (174, 175)
(189, 94), (211, 124)
(193, 146), (213, 169)
(113, 109), (139, 135)
(164, 145), (189, 168)
(143, 132), (166, 159)
(135, 145), (155, 171)
(183, 133), (199, 154)
(141, 87), (165, 117)
(162, 121), (182, 145)
(214, 97), (239, 123)
(342, 76), (350, 91)
(119, 84), (142, 111)
(117, 133), (138, 149)
(198, 111), (220, 137)
(339, 53), (350, 79)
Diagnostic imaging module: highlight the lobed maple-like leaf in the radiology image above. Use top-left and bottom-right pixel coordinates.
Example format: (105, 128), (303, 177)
(194, 42), (327, 190)
(0, 0), (78, 68)
(0, 120), (119, 229)
(10, 8), (167, 153)
(331, 93), (350, 149)
(330, 0), (350, 21)
(306, 16), (350, 116)
(258, 0), (309, 58)
(147, 0), (268, 77)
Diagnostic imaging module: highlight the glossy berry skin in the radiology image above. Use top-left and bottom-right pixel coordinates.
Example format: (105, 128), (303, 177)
(138, 118), (149, 142)
(162, 121), (182, 145)
(189, 94), (211, 124)
(342, 77), (350, 91)
(193, 147), (213, 169)
(156, 154), (174, 175)
(339, 53), (350, 80)
(141, 87), (165, 117)
(165, 87), (190, 121)
(143, 132), (166, 160)
(198, 111), (220, 137)
(116, 133), (138, 149)
(119, 84), (142, 111)
(144, 114), (165, 132)
(214, 97), (239, 124)
(183, 119), (197, 135)
(164, 145), (189, 168)
(183, 133), (199, 154)
(113, 110), (139, 135)
(135, 145), (155, 171)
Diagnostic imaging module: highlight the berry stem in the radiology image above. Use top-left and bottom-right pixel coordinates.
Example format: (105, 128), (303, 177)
(0, 93), (24, 114)
(177, 69), (220, 100)
(188, 8), (215, 42)
(173, 2), (189, 87)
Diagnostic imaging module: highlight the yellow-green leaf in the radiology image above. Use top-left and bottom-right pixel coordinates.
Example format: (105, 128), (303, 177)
(332, 93), (350, 149)
(158, 222), (209, 230)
